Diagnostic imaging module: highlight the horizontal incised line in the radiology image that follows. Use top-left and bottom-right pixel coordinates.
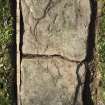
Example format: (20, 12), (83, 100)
(22, 53), (82, 63)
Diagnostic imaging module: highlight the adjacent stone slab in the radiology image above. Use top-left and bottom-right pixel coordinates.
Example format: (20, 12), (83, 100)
(21, 58), (85, 105)
(21, 0), (91, 61)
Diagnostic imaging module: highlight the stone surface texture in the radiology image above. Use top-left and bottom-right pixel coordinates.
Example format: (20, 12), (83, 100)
(20, 0), (91, 105)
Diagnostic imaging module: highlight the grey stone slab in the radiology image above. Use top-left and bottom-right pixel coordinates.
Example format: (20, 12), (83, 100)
(21, 58), (85, 105)
(21, 0), (91, 61)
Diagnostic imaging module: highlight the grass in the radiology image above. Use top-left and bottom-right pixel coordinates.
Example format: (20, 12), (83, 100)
(97, 1), (105, 103)
(0, 0), (16, 104)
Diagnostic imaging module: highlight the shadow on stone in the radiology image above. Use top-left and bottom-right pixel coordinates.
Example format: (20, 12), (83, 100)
(82, 0), (97, 105)
(8, 0), (17, 105)
(73, 0), (97, 105)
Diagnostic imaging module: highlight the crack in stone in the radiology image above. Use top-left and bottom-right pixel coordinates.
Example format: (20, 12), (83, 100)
(73, 59), (86, 105)
(22, 53), (82, 63)
(33, 0), (53, 44)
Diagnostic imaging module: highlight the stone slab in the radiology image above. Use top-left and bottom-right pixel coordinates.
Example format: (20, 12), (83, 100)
(21, 57), (85, 105)
(21, 0), (91, 61)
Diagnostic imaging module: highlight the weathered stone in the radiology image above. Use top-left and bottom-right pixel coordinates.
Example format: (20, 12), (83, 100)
(21, 0), (91, 61)
(18, 0), (92, 105)
(21, 58), (85, 105)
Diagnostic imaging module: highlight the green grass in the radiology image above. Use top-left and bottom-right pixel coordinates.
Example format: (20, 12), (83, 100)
(0, 0), (16, 104)
(97, 2), (105, 103)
